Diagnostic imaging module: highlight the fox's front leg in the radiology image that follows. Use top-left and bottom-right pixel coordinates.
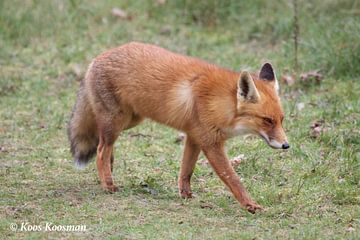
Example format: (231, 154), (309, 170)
(178, 135), (201, 198)
(202, 143), (263, 213)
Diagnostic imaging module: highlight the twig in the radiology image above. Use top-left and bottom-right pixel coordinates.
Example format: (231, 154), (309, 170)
(293, 0), (299, 73)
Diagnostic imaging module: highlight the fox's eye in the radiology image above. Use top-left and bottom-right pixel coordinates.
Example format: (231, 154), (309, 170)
(263, 117), (274, 125)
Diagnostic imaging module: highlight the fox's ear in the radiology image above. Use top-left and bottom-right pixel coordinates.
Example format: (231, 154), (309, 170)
(238, 71), (260, 103)
(259, 62), (279, 93)
(259, 63), (275, 81)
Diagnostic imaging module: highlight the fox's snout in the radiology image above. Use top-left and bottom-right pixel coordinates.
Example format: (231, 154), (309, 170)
(282, 142), (290, 149)
(269, 139), (290, 149)
(266, 138), (290, 150)
(259, 131), (290, 150)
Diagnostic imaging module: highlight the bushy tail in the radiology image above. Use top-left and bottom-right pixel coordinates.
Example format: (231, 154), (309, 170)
(67, 84), (98, 169)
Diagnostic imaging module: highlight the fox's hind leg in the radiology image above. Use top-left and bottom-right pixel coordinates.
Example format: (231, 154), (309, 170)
(96, 115), (124, 193)
(96, 111), (143, 192)
(178, 135), (201, 198)
(96, 108), (132, 191)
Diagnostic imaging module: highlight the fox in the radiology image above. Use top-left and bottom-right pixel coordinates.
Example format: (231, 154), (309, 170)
(68, 42), (289, 213)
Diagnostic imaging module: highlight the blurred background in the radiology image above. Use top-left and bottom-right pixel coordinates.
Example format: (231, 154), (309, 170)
(1, 0), (359, 82)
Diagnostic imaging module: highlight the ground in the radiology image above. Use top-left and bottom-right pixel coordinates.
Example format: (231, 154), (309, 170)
(0, 1), (359, 239)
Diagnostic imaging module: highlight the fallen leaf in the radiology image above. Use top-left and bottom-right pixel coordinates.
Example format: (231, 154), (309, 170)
(310, 119), (325, 138)
(300, 70), (323, 84)
(346, 223), (355, 232)
(230, 154), (245, 167)
(111, 7), (131, 20)
(311, 127), (322, 138)
(156, 0), (167, 5)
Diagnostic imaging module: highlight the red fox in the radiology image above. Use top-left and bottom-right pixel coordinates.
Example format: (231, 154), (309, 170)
(68, 42), (289, 213)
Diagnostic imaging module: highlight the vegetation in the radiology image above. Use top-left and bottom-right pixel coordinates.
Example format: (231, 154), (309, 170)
(0, 0), (359, 239)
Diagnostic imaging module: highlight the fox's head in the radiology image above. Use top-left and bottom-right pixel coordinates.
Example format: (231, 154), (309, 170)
(233, 63), (289, 149)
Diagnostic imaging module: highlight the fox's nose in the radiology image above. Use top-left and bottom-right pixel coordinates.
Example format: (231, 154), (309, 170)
(282, 142), (290, 149)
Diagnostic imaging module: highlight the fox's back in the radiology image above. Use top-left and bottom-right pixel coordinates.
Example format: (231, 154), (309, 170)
(91, 42), (212, 87)
(85, 42), (237, 130)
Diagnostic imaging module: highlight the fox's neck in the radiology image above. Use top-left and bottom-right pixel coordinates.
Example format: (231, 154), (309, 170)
(192, 66), (239, 128)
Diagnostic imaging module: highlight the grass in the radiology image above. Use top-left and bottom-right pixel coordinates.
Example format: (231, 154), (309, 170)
(0, 0), (359, 239)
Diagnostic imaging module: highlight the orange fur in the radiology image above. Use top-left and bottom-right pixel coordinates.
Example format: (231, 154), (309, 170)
(68, 42), (289, 213)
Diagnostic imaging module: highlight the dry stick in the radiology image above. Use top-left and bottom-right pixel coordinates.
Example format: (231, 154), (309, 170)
(293, 0), (299, 74)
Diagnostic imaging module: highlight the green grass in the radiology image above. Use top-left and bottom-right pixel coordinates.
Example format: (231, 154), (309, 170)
(0, 0), (359, 239)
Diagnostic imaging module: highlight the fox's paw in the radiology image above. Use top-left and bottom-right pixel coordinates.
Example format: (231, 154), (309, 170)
(244, 201), (263, 214)
(103, 184), (119, 193)
(180, 189), (193, 199)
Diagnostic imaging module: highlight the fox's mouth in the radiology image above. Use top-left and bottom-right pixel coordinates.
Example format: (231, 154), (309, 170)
(258, 132), (283, 149)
